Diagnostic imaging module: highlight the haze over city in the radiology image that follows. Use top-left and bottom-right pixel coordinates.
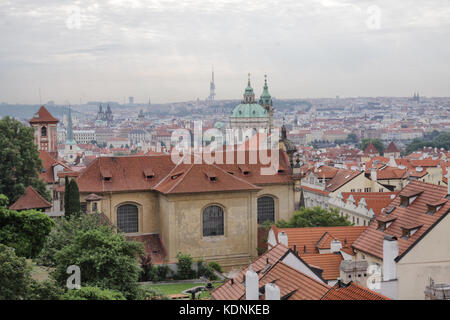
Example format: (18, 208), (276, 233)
(1, 0), (450, 104)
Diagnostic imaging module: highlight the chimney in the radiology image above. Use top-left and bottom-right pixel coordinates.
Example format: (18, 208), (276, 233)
(330, 239), (342, 253)
(265, 283), (281, 300)
(370, 168), (377, 182)
(245, 265), (259, 300)
(278, 231), (288, 247)
(383, 235), (398, 281)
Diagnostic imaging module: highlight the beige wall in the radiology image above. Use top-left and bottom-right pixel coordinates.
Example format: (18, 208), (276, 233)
(396, 213), (450, 300)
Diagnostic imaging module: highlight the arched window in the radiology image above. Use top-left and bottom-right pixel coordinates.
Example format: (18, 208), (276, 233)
(203, 205), (224, 236)
(117, 204), (138, 233)
(41, 126), (47, 137)
(257, 196), (275, 224)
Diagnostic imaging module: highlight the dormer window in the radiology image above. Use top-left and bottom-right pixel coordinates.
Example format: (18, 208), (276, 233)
(376, 216), (396, 231)
(426, 200), (446, 215)
(100, 168), (112, 182)
(204, 171), (217, 182)
(399, 190), (422, 207)
(401, 225), (421, 239)
(143, 168), (155, 179)
(239, 165), (250, 176)
(171, 172), (183, 180)
(385, 206), (395, 214)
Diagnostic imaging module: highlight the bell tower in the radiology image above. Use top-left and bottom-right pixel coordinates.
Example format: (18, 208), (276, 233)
(29, 106), (59, 158)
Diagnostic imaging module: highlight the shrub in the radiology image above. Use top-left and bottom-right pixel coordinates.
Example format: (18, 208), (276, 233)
(0, 244), (31, 299)
(155, 264), (170, 281)
(26, 280), (65, 300)
(0, 201), (54, 258)
(208, 261), (223, 273)
(197, 259), (218, 281)
(139, 254), (153, 282)
(137, 287), (169, 300)
(61, 286), (126, 300)
(36, 212), (112, 267)
(175, 252), (196, 280)
(51, 226), (143, 299)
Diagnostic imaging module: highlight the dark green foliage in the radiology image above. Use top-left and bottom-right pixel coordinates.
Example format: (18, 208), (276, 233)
(359, 138), (385, 154)
(36, 212), (112, 267)
(175, 252), (196, 280)
(51, 226), (143, 299)
(277, 207), (352, 228)
(345, 133), (358, 144)
(61, 286), (126, 300)
(137, 286), (169, 300)
(208, 261), (223, 274)
(155, 264), (170, 281)
(0, 244), (31, 299)
(139, 254), (153, 282)
(197, 260), (218, 280)
(64, 179), (81, 218)
(0, 198), (54, 258)
(405, 131), (450, 154)
(26, 279), (65, 300)
(0, 116), (50, 203)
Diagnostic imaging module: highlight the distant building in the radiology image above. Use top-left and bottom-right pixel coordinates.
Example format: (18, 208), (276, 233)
(208, 68), (215, 101)
(29, 106), (59, 158)
(95, 104), (113, 126)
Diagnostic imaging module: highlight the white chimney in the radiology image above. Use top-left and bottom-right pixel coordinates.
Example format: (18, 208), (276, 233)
(330, 239), (342, 253)
(265, 283), (280, 300)
(383, 235), (398, 281)
(245, 265), (259, 300)
(371, 168), (377, 182)
(278, 231), (288, 246)
(388, 156), (397, 168)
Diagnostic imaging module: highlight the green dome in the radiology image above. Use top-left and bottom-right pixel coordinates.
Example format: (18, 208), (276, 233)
(214, 121), (224, 129)
(230, 103), (269, 118)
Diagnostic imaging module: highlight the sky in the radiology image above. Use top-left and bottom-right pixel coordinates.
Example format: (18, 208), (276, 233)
(0, 0), (450, 104)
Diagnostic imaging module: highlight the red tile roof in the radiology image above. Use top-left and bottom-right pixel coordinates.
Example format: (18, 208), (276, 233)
(341, 192), (399, 215)
(352, 180), (450, 261)
(321, 281), (389, 300)
(301, 253), (343, 280)
(325, 170), (361, 192)
(385, 141), (400, 153)
(364, 143), (379, 155)
(29, 106), (59, 124)
(9, 186), (52, 211)
(73, 150), (292, 195)
(270, 225), (367, 255)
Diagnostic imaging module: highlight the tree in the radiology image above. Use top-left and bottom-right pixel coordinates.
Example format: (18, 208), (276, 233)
(359, 138), (385, 154)
(64, 176), (69, 214)
(64, 179), (81, 218)
(61, 286), (126, 300)
(175, 252), (196, 280)
(405, 131), (450, 154)
(36, 212), (112, 267)
(51, 226), (143, 299)
(276, 207), (352, 228)
(0, 244), (31, 299)
(345, 133), (358, 144)
(0, 195), (54, 258)
(0, 116), (50, 203)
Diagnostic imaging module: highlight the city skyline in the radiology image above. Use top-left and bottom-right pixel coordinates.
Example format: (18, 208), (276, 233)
(1, 1), (450, 104)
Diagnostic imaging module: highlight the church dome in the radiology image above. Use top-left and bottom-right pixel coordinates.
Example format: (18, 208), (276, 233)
(230, 103), (269, 118)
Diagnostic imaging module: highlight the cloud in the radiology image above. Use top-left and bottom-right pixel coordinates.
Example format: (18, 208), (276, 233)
(0, 0), (449, 103)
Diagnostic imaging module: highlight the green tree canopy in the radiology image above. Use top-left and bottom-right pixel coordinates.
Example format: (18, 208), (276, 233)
(0, 244), (31, 299)
(276, 207), (352, 228)
(0, 116), (50, 203)
(359, 138), (385, 154)
(0, 195), (54, 258)
(405, 131), (450, 154)
(36, 212), (112, 267)
(51, 226), (143, 299)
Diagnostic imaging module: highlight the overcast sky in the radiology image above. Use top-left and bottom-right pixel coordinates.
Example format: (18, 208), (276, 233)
(1, 0), (449, 104)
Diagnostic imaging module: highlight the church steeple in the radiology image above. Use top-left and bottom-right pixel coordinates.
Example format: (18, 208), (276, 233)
(66, 107), (75, 144)
(260, 74), (272, 107)
(243, 73), (255, 103)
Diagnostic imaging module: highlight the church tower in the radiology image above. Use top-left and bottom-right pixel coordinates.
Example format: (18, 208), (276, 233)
(64, 107), (78, 164)
(209, 67), (216, 101)
(29, 106), (59, 158)
(259, 74), (274, 131)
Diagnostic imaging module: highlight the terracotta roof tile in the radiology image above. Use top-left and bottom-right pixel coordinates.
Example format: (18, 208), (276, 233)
(301, 253), (343, 280)
(321, 281), (389, 300)
(29, 106), (59, 124)
(352, 180), (450, 260)
(385, 141), (400, 153)
(270, 226), (367, 255)
(341, 192), (399, 215)
(9, 186), (52, 210)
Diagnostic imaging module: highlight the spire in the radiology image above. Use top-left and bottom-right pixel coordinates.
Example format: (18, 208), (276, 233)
(260, 74), (272, 107)
(243, 73), (255, 103)
(66, 107), (75, 144)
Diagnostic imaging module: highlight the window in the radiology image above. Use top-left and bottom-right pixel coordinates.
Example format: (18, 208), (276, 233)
(364, 188), (371, 192)
(203, 205), (224, 236)
(41, 126), (47, 137)
(117, 204), (138, 233)
(92, 202), (98, 212)
(257, 196), (275, 224)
